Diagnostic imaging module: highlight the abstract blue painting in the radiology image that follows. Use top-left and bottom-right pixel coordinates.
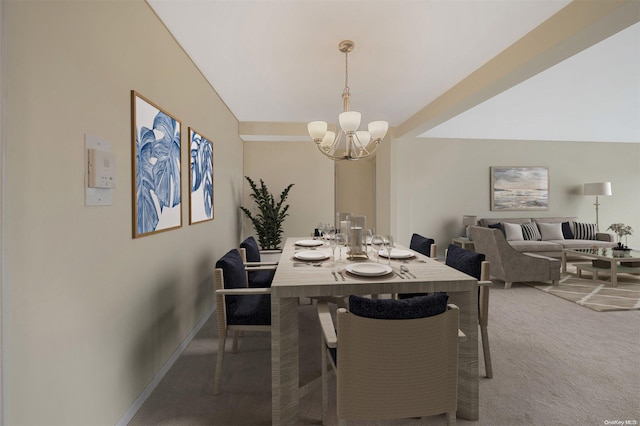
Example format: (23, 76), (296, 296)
(491, 166), (549, 211)
(188, 127), (214, 224)
(132, 91), (182, 237)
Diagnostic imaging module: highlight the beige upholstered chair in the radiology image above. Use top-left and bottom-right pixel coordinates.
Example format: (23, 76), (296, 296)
(317, 296), (463, 425)
(470, 226), (560, 289)
(213, 248), (275, 395)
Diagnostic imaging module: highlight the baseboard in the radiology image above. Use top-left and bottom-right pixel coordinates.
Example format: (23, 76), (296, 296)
(116, 305), (215, 426)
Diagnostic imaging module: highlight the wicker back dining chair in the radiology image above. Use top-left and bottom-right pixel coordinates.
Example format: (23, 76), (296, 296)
(317, 294), (463, 425)
(213, 248), (275, 394)
(445, 244), (493, 378)
(409, 232), (437, 258)
(239, 236), (280, 288)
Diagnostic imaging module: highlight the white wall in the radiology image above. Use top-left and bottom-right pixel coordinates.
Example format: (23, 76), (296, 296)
(393, 137), (640, 256)
(5, 1), (243, 424)
(242, 141), (334, 245)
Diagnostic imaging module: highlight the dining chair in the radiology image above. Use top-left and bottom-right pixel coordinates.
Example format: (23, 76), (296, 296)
(239, 236), (280, 288)
(409, 232), (437, 258)
(445, 244), (493, 379)
(317, 294), (463, 425)
(213, 248), (274, 394)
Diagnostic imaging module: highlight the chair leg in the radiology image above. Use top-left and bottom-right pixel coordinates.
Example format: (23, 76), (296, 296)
(231, 330), (240, 353)
(480, 324), (493, 378)
(504, 281), (512, 289)
(552, 279), (559, 286)
(321, 338), (328, 426)
(213, 332), (226, 395)
(446, 411), (457, 426)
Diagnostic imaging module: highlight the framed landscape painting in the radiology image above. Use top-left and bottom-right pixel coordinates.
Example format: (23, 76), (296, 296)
(131, 91), (182, 238)
(490, 166), (549, 211)
(188, 127), (214, 224)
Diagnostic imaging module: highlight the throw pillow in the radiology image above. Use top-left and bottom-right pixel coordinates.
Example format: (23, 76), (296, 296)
(488, 223), (505, 236)
(349, 293), (448, 320)
(503, 222), (524, 241)
(562, 221), (575, 239)
(521, 223), (542, 241)
(574, 222), (597, 240)
(538, 222), (565, 241)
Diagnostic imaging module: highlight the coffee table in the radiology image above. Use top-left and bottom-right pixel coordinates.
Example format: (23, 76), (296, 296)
(562, 248), (640, 286)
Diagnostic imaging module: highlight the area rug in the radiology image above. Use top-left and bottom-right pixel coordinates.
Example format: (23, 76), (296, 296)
(525, 274), (640, 312)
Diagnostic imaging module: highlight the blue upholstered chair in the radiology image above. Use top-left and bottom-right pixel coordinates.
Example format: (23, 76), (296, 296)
(239, 236), (279, 288)
(409, 232), (437, 258)
(445, 244), (493, 379)
(213, 248), (272, 394)
(317, 294), (463, 425)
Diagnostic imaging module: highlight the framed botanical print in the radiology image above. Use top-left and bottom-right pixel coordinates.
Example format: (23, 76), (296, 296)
(188, 127), (214, 224)
(490, 166), (549, 211)
(131, 91), (182, 237)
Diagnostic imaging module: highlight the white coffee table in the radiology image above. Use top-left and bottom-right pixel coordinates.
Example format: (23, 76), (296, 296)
(562, 248), (640, 286)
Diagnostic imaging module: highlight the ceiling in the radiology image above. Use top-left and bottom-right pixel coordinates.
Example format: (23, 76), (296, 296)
(148, 0), (640, 144)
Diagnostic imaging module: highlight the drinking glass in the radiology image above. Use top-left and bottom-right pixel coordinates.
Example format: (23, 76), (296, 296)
(335, 233), (347, 260)
(327, 228), (337, 260)
(370, 235), (384, 263)
(383, 235), (394, 265)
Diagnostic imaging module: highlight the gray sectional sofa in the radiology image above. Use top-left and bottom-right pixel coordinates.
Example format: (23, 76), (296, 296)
(476, 216), (616, 258)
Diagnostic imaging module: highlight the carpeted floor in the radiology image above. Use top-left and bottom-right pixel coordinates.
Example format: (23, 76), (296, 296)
(128, 266), (640, 425)
(524, 267), (640, 312)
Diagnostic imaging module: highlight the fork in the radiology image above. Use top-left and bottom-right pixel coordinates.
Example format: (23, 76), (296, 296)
(331, 271), (339, 281)
(400, 264), (416, 278)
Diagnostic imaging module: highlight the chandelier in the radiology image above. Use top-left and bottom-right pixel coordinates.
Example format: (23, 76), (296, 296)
(308, 40), (388, 161)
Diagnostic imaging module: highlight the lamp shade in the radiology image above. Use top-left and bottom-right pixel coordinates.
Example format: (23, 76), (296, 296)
(368, 121), (389, 140)
(584, 182), (612, 196)
(462, 215), (477, 226)
(308, 121), (327, 140)
(339, 111), (361, 132)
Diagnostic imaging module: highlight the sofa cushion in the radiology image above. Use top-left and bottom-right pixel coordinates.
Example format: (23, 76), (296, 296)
(503, 222), (524, 241)
(508, 240), (563, 253)
(574, 222), (597, 240)
(521, 223), (541, 241)
(562, 222), (574, 239)
(538, 222), (565, 241)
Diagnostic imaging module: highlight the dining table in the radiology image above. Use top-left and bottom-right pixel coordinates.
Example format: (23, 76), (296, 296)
(270, 237), (479, 425)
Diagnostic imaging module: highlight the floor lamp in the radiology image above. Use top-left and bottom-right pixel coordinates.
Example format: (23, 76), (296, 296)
(583, 182), (612, 230)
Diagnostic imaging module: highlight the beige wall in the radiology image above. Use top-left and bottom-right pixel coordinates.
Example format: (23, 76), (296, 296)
(393, 137), (640, 256)
(335, 158), (375, 229)
(5, 1), (243, 424)
(242, 141), (334, 243)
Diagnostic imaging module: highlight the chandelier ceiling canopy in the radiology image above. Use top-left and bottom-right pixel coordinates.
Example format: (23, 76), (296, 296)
(308, 40), (389, 161)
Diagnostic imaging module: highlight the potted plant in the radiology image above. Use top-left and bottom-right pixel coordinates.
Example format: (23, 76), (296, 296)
(240, 176), (294, 250)
(607, 223), (633, 250)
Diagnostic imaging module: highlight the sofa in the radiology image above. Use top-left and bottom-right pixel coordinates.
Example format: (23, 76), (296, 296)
(476, 217), (616, 258)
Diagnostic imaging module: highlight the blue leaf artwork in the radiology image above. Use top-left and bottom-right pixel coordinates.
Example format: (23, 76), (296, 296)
(133, 92), (182, 237)
(189, 128), (214, 223)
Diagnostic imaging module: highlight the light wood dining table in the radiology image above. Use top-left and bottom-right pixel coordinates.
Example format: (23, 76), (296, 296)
(271, 237), (479, 425)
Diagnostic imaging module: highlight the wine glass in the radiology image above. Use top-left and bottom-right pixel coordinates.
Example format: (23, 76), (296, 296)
(370, 235), (384, 263)
(383, 235), (394, 265)
(335, 233), (347, 260)
(316, 222), (324, 240)
(326, 228), (337, 260)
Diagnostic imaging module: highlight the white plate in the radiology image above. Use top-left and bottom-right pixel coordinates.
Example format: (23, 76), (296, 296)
(295, 239), (324, 247)
(378, 249), (415, 259)
(346, 263), (393, 277)
(294, 250), (329, 261)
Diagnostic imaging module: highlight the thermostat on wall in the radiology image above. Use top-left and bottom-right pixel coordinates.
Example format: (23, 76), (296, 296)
(88, 148), (116, 188)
